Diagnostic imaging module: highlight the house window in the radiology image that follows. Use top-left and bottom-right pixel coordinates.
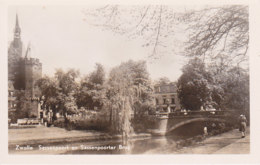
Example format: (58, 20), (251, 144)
(9, 91), (13, 97)
(156, 98), (159, 105)
(171, 98), (175, 104)
(163, 98), (166, 104)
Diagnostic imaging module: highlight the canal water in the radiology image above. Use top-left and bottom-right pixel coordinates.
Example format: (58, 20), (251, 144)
(10, 122), (211, 154)
(62, 135), (178, 154)
(62, 122), (206, 154)
(10, 132), (195, 154)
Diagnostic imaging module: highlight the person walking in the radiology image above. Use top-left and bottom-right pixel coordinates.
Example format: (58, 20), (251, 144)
(239, 114), (247, 138)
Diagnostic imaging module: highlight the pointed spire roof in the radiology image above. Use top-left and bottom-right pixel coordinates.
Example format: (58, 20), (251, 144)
(16, 13), (19, 27)
(14, 13), (21, 34)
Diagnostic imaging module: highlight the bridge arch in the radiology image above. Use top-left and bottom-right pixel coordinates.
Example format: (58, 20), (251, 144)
(166, 117), (230, 134)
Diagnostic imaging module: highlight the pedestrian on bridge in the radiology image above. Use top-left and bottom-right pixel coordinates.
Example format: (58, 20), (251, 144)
(239, 114), (247, 138)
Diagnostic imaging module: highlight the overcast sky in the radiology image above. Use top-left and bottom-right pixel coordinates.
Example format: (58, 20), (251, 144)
(8, 6), (186, 82)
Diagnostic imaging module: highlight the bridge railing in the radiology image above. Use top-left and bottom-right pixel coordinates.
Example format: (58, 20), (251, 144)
(155, 110), (235, 118)
(156, 112), (169, 118)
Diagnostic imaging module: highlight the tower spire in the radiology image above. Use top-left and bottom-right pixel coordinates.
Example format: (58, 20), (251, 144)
(14, 13), (21, 39)
(16, 13), (19, 27)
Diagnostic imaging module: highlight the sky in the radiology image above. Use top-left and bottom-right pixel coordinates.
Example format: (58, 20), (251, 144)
(8, 6), (186, 82)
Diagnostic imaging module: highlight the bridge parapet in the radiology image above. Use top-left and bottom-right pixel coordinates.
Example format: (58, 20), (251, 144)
(151, 110), (237, 135)
(154, 110), (235, 120)
(167, 110), (235, 118)
(156, 112), (169, 119)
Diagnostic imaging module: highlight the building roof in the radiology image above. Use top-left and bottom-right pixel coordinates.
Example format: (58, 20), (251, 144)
(154, 83), (177, 93)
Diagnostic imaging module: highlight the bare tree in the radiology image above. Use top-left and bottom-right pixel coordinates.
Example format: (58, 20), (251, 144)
(183, 5), (248, 67)
(83, 5), (249, 68)
(83, 5), (182, 59)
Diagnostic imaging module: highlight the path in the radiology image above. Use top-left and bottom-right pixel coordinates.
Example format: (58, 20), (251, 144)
(173, 127), (250, 154)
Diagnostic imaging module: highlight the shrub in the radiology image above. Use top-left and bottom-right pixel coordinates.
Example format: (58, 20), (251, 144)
(53, 111), (110, 131)
(53, 118), (66, 128)
(69, 118), (109, 131)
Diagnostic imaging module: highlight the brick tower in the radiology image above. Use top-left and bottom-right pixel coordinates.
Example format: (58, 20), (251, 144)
(24, 44), (42, 117)
(24, 44), (42, 98)
(8, 14), (42, 118)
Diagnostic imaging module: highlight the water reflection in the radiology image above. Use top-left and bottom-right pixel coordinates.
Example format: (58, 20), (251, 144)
(63, 135), (179, 154)
(9, 130), (201, 154)
(63, 122), (206, 154)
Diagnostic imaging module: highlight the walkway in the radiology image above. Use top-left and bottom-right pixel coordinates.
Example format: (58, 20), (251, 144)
(173, 127), (250, 154)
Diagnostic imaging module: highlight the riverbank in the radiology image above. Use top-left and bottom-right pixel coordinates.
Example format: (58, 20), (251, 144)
(175, 128), (249, 154)
(144, 127), (250, 154)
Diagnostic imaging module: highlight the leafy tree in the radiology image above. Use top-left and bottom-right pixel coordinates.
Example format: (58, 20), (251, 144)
(89, 63), (106, 85)
(177, 58), (212, 110)
(107, 63), (135, 136)
(221, 67), (249, 113)
(155, 77), (171, 86)
(55, 69), (79, 117)
(177, 58), (249, 112)
(36, 76), (59, 119)
(107, 60), (154, 138)
(76, 63), (107, 110)
(36, 69), (80, 125)
(12, 90), (30, 120)
(130, 60), (154, 116)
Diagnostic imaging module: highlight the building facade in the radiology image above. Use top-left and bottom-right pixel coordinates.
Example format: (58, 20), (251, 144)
(8, 81), (16, 112)
(154, 82), (181, 112)
(8, 14), (42, 119)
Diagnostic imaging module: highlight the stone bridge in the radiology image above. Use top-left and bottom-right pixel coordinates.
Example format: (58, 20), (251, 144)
(150, 110), (238, 135)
